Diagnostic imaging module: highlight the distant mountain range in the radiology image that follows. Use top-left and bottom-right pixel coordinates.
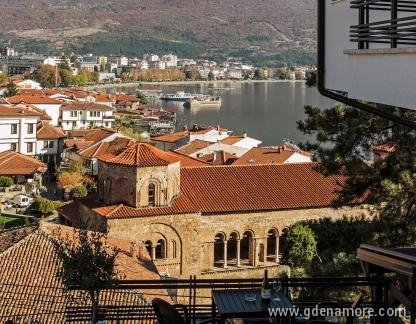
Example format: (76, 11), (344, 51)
(0, 0), (317, 66)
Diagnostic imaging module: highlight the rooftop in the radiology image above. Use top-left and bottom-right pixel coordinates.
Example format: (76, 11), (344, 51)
(175, 139), (213, 155)
(0, 151), (47, 175)
(233, 146), (311, 165)
(61, 102), (114, 111)
(152, 131), (190, 143)
(0, 105), (44, 117)
(36, 122), (65, 140)
(5, 94), (62, 105)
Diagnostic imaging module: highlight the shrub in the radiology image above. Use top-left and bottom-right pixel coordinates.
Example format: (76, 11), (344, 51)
(30, 197), (63, 215)
(0, 176), (13, 187)
(75, 185), (88, 197)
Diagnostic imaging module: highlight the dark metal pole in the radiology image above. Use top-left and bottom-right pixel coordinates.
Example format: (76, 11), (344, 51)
(391, 0), (398, 48)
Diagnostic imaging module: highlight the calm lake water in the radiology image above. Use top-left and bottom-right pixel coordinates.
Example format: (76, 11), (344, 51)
(108, 81), (335, 146)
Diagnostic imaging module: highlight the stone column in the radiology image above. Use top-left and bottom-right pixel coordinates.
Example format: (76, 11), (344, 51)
(151, 246), (156, 261)
(275, 236), (279, 263)
(236, 239), (241, 267)
(223, 240), (228, 269)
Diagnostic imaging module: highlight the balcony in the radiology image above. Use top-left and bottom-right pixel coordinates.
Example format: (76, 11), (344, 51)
(321, 0), (416, 110)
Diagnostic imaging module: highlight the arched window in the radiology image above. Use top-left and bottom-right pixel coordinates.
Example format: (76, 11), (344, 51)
(267, 229), (279, 263)
(148, 183), (156, 206)
(227, 232), (239, 267)
(171, 240), (177, 259)
(240, 231), (254, 266)
(144, 240), (152, 258)
(155, 239), (166, 259)
(214, 233), (226, 268)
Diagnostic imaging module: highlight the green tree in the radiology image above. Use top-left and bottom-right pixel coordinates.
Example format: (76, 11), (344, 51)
(298, 104), (416, 247)
(3, 81), (19, 97)
(136, 93), (149, 105)
(32, 64), (61, 88)
(282, 223), (318, 269)
(50, 227), (119, 323)
(0, 176), (13, 187)
(254, 68), (266, 80)
(30, 197), (62, 216)
(207, 71), (215, 81)
(305, 71), (316, 87)
(75, 185), (88, 197)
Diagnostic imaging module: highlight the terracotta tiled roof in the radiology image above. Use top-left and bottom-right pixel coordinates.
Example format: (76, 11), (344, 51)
(233, 146), (311, 165)
(0, 151), (47, 175)
(98, 142), (174, 167)
(83, 163), (344, 219)
(6, 94), (62, 105)
(0, 105), (44, 117)
(61, 102), (113, 111)
(94, 93), (114, 102)
(36, 122), (65, 139)
(188, 125), (228, 135)
(0, 223), (164, 322)
(79, 137), (136, 159)
(152, 131), (189, 143)
(175, 140), (213, 155)
(160, 151), (209, 167)
(220, 136), (244, 145)
(0, 225), (37, 253)
(114, 93), (139, 103)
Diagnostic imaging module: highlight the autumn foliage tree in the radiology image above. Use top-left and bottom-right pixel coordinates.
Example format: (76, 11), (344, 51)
(32, 64), (61, 88)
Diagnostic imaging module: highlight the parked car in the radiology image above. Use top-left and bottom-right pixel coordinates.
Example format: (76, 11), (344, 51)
(13, 194), (33, 208)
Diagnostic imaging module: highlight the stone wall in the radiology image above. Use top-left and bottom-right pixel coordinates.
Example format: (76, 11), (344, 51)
(103, 205), (373, 278)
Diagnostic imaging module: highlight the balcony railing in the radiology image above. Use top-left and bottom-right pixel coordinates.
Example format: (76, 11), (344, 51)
(62, 276), (386, 323)
(350, 0), (416, 48)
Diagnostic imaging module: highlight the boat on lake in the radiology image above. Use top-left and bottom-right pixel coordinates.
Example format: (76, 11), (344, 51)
(183, 96), (222, 108)
(160, 91), (197, 101)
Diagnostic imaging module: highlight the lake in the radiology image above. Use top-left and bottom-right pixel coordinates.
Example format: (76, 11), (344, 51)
(107, 81), (336, 146)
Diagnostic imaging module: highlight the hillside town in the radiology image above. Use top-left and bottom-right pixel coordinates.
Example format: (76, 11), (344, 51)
(0, 44), (315, 85)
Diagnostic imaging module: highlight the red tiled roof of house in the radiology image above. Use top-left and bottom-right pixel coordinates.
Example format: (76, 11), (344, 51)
(6, 94), (62, 105)
(175, 139), (213, 155)
(0, 105), (44, 117)
(152, 131), (189, 143)
(114, 93), (139, 103)
(94, 93), (114, 102)
(19, 89), (63, 96)
(160, 151), (209, 167)
(188, 125), (228, 135)
(61, 102), (113, 111)
(36, 122), (65, 140)
(81, 128), (117, 143)
(220, 136), (244, 145)
(79, 137), (136, 159)
(0, 223), (165, 322)
(98, 142), (173, 167)
(0, 151), (47, 175)
(233, 146), (311, 165)
(83, 163), (344, 219)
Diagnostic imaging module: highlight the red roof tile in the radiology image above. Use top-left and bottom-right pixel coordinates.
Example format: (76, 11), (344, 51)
(61, 102), (113, 111)
(36, 122), (65, 139)
(0, 151), (47, 175)
(114, 93), (139, 103)
(152, 131), (189, 143)
(98, 142), (177, 167)
(0, 105), (44, 117)
(175, 140), (212, 155)
(220, 136), (244, 145)
(6, 94), (62, 105)
(233, 146), (311, 165)
(82, 163), (344, 219)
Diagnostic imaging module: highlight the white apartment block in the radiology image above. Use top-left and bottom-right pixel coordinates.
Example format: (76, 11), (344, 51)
(60, 102), (115, 131)
(0, 106), (41, 155)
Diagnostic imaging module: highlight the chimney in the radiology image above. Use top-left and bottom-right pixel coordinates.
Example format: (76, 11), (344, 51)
(243, 131), (247, 138)
(182, 125), (188, 131)
(213, 151), (217, 161)
(277, 146), (282, 154)
(217, 125), (220, 131)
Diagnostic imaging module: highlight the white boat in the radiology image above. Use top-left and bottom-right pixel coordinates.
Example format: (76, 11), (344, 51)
(160, 91), (196, 101)
(183, 96), (222, 108)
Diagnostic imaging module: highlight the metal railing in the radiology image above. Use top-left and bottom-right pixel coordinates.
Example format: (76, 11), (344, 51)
(63, 276), (386, 323)
(350, 0), (416, 48)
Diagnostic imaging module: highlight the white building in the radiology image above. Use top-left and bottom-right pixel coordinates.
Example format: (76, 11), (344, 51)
(149, 61), (166, 70)
(60, 102), (115, 131)
(36, 122), (65, 164)
(321, 0), (416, 110)
(16, 79), (42, 90)
(161, 54), (178, 68)
(0, 105), (42, 155)
(226, 68), (243, 80)
(143, 54), (160, 62)
(6, 95), (62, 126)
(108, 56), (128, 67)
(189, 126), (231, 142)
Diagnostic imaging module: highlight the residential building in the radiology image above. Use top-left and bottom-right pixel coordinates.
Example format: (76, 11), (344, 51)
(36, 121), (65, 164)
(233, 146), (312, 165)
(60, 102), (115, 131)
(143, 54), (160, 62)
(219, 133), (262, 150)
(152, 131), (190, 151)
(16, 79), (42, 90)
(0, 55), (48, 76)
(161, 54), (178, 67)
(0, 46), (15, 57)
(108, 55), (128, 67)
(0, 150), (46, 192)
(226, 67), (243, 80)
(188, 125), (231, 142)
(5, 94), (62, 126)
(0, 105), (42, 155)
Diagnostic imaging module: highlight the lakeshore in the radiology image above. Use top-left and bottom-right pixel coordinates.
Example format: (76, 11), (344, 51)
(87, 79), (305, 90)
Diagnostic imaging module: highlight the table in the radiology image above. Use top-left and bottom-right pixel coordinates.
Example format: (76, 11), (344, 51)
(212, 289), (293, 324)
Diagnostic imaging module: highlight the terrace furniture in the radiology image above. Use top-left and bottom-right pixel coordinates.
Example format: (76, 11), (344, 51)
(211, 289), (293, 324)
(152, 298), (216, 324)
